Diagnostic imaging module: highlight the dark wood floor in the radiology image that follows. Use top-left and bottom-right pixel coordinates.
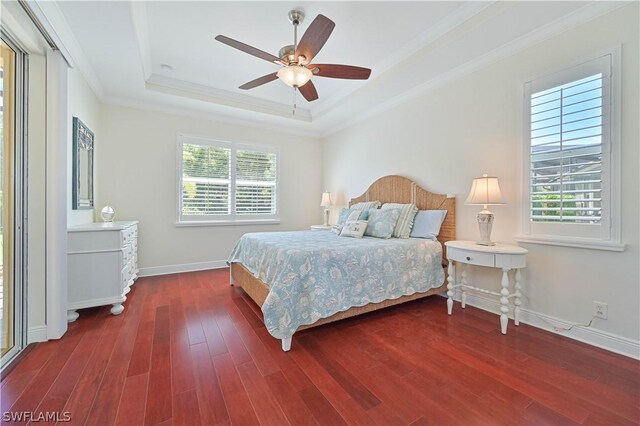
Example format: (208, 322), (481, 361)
(2, 269), (639, 425)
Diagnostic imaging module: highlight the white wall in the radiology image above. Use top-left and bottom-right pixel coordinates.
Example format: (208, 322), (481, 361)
(67, 68), (100, 226)
(322, 5), (639, 351)
(97, 104), (322, 273)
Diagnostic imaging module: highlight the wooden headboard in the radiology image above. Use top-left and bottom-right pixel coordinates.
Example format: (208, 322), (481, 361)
(349, 175), (456, 262)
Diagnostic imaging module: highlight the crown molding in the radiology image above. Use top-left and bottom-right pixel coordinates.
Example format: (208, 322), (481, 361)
(34, 0), (630, 139)
(124, 0), (493, 126)
(27, 0), (105, 99)
(101, 94), (320, 139)
(129, 1), (312, 123)
(146, 74), (312, 122)
(129, 1), (153, 80)
(313, 1), (496, 120)
(318, 1), (630, 138)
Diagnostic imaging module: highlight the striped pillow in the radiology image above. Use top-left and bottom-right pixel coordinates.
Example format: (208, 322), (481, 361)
(350, 200), (381, 211)
(381, 203), (418, 238)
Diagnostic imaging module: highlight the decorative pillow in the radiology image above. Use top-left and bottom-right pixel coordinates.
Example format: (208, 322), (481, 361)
(332, 209), (364, 234)
(410, 210), (448, 240)
(339, 220), (368, 238)
(381, 203), (418, 238)
(364, 209), (401, 239)
(350, 200), (381, 211)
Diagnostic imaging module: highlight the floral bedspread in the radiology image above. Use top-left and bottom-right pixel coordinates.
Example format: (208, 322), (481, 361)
(228, 231), (444, 339)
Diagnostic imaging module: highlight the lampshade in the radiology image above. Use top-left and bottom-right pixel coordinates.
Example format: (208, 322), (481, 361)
(320, 191), (332, 207)
(465, 174), (505, 206)
(277, 65), (312, 88)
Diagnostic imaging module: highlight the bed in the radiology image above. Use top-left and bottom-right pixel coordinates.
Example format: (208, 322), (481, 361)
(228, 175), (456, 351)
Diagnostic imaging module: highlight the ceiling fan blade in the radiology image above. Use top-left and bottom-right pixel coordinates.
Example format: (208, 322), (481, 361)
(215, 35), (281, 64)
(239, 73), (279, 90)
(298, 80), (319, 102)
(309, 64), (371, 80)
(295, 15), (335, 64)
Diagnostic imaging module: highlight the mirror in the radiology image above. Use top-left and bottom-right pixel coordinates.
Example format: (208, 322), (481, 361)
(72, 117), (94, 210)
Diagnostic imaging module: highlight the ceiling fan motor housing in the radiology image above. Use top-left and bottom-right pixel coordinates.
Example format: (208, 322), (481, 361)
(288, 10), (304, 26)
(279, 45), (295, 63)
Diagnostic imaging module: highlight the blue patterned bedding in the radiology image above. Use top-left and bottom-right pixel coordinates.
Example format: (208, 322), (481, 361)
(228, 231), (444, 339)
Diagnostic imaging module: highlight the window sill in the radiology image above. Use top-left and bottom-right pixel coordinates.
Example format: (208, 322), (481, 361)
(514, 235), (625, 252)
(175, 219), (281, 227)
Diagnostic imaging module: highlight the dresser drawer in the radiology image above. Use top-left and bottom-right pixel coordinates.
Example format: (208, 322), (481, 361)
(448, 247), (495, 267)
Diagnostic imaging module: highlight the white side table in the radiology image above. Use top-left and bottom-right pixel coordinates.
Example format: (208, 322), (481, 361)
(310, 225), (333, 231)
(444, 240), (528, 334)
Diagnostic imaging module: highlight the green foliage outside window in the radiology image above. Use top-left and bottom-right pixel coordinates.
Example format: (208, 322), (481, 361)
(531, 192), (577, 219)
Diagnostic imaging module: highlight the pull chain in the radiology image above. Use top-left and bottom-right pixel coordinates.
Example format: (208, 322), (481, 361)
(292, 87), (297, 115)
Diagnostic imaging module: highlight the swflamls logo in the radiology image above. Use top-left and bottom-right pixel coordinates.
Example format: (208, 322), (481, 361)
(2, 411), (72, 422)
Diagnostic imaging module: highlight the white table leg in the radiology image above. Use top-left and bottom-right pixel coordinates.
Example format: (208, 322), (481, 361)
(447, 261), (455, 315)
(460, 265), (467, 309)
(500, 268), (510, 334)
(514, 269), (522, 326)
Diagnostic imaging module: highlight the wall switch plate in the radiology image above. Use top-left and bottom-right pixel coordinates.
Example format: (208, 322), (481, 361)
(593, 301), (608, 319)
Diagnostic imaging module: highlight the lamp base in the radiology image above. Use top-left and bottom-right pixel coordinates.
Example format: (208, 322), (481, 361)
(476, 211), (495, 246)
(323, 209), (330, 227)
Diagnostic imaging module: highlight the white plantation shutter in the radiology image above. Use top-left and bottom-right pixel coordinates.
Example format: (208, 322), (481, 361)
(529, 73), (604, 223)
(520, 52), (622, 249)
(235, 148), (277, 215)
(181, 143), (231, 216)
(178, 136), (279, 222)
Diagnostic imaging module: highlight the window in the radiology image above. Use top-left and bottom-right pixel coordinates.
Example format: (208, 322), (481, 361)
(518, 51), (623, 251)
(177, 135), (279, 224)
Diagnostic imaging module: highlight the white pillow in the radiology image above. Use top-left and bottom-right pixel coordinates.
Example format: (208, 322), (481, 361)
(339, 220), (368, 238)
(332, 210), (363, 234)
(410, 210), (448, 240)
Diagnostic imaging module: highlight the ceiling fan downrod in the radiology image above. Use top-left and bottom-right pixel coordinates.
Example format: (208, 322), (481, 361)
(288, 10), (304, 55)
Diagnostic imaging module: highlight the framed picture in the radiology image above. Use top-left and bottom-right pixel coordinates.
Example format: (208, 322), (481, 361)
(72, 117), (94, 210)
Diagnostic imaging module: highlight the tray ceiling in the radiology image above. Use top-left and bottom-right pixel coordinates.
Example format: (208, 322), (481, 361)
(53, 1), (616, 136)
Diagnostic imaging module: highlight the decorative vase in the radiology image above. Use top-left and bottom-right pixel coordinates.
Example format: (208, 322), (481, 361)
(100, 205), (116, 222)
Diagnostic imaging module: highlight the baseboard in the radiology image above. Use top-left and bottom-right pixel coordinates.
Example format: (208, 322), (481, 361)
(451, 293), (640, 360)
(27, 325), (48, 343)
(138, 260), (227, 277)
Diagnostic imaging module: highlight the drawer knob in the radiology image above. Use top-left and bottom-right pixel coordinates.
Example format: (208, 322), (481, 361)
(466, 256), (471, 261)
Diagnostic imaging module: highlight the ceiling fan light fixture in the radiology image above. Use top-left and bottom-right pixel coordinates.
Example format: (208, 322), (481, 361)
(277, 65), (312, 88)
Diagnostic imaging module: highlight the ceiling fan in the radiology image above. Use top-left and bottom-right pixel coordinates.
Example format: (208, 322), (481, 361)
(215, 10), (371, 102)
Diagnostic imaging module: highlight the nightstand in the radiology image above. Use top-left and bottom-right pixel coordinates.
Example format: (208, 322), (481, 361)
(444, 240), (528, 334)
(310, 225), (333, 231)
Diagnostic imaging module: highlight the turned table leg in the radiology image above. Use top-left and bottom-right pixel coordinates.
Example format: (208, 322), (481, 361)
(514, 269), (522, 326)
(447, 261), (455, 315)
(460, 265), (467, 309)
(500, 268), (511, 334)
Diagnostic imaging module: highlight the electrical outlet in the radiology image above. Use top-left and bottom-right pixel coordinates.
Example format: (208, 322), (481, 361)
(593, 301), (608, 319)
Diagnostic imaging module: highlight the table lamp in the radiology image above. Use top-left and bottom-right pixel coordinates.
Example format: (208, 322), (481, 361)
(320, 191), (332, 226)
(465, 174), (505, 246)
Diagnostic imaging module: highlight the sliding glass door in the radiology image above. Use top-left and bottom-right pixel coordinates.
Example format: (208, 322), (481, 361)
(1, 34), (26, 369)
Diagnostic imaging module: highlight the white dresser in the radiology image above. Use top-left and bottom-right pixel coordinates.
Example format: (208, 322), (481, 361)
(67, 221), (139, 321)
